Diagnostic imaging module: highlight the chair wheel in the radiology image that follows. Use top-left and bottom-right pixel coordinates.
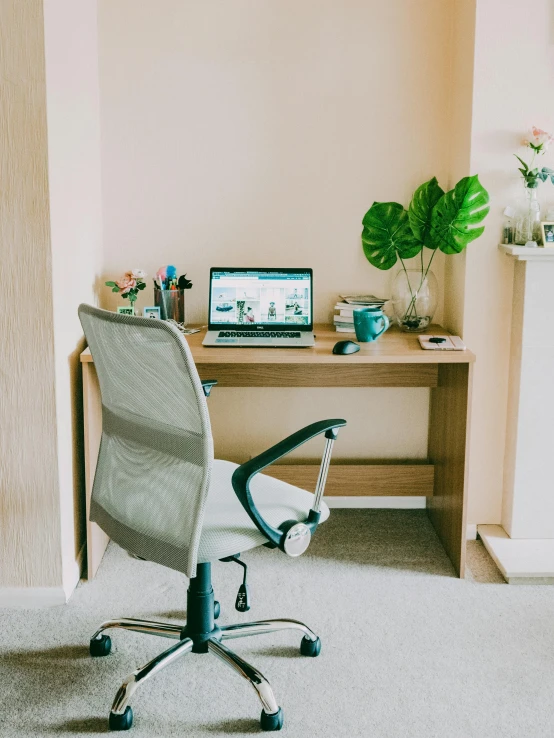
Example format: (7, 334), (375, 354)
(90, 634), (112, 657)
(300, 635), (321, 657)
(214, 600), (221, 619)
(109, 706), (133, 731)
(260, 707), (283, 731)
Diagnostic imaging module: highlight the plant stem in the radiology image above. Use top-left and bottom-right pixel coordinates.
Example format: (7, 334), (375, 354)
(403, 249), (437, 322)
(398, 257), (416, 320)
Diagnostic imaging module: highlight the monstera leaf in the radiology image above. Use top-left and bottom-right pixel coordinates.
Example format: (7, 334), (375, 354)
(408, 177), (445, 247)
(362, 202), (422, 270)
(429, 175), (490, 254)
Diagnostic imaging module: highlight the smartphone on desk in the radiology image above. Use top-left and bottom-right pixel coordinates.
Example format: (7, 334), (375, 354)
(418, 335), (466, 351)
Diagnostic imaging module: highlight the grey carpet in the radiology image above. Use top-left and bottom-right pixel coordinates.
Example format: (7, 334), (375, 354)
(1, 510), (554, 738)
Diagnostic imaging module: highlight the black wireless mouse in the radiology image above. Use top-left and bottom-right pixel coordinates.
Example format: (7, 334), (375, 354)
(333, 340), (360, 355)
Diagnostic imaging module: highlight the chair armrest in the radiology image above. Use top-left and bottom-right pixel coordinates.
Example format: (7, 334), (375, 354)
(201, 379), (218, 398)
(231, 419), (346, 550)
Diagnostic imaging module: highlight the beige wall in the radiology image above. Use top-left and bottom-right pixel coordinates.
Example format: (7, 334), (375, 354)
(445, 0), (554, 525)
(4, 0), (547, 601)
(0, 0), (103, 601)
(0, 1), (62, 588)
(443, 0), (476, 338)
(43, 0), (104, 595)
(98, 0), (454, 464)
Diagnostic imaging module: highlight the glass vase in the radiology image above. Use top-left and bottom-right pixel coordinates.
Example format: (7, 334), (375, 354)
(514, 186), (541, 245)
(391, 269), (438, 332)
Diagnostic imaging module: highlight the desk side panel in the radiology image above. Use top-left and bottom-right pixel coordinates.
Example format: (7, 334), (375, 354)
(82, 362), (109, 579)
(427, 363), (473, 578)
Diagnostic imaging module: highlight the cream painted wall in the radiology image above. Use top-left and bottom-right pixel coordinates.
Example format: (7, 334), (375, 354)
(2, 0), (548, 601)
(0, 1), (62, 588)
(97, 0), (453, 464)
(445, 0), (554, 526)
(443, 0), (476, 338)
(0, 0), (103, 601)
(43, 0), (104, 595)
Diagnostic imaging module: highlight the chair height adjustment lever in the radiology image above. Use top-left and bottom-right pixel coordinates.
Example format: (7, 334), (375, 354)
(220, 555), (251, 612)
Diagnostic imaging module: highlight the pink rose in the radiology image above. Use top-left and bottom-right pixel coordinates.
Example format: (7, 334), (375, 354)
(116, 277), (136, 295)
(529, 126), (554, 150)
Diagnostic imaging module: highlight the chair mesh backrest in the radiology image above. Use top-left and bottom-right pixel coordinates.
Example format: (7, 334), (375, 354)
(78, 304), (213, 578)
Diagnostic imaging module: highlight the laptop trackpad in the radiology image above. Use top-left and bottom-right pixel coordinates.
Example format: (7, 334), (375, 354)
(215, 338), (239, 343)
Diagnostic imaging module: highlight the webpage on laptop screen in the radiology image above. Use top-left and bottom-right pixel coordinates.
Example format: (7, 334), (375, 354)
(210, 271), (311, 326)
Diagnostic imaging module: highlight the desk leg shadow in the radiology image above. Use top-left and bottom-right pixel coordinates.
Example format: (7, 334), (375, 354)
(427, 363), (473, 578)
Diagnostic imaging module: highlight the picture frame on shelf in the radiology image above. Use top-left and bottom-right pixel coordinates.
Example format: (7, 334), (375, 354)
(143, 306), (161, 319)
(540, 221), (554, 246)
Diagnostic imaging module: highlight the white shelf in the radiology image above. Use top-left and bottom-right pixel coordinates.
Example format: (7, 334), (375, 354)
(499, 244), (554, 260)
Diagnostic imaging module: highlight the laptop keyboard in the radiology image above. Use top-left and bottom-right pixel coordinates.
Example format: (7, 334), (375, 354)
(217, 331), (301, 338)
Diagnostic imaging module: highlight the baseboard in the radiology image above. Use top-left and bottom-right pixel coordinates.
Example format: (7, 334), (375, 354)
(326, 496), (426, 509)
(466, 523), (477, 540)
(0, 587), (68, 608)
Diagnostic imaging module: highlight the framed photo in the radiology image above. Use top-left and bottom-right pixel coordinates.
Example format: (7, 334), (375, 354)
(143, 306), (161, 319)
(540, 221), (554, 246)
(117, 306), (134, 315)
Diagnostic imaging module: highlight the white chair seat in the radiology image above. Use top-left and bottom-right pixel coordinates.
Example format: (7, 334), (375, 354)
(197, 459), (330, 563)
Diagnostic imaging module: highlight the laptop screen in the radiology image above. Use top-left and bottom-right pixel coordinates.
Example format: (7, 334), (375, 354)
(208, 268), (313, 329)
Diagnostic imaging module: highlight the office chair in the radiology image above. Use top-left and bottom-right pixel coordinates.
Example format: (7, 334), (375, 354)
(78, 305), (345, 732)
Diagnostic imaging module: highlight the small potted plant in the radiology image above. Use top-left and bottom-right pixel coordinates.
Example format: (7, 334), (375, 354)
(513, 126), (554, 245)
(361, 175), (489, 331)
(105, 270), (147, 314)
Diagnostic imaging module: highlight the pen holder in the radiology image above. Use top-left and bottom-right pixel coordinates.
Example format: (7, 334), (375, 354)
(155, 288), (186, 324)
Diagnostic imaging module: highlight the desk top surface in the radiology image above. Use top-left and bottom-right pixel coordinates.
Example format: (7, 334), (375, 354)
(81, 323), (474, 365)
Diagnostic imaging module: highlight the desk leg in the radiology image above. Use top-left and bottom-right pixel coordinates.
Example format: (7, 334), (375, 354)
(427, 363), (473, 578)
(82, 362), (109, 579)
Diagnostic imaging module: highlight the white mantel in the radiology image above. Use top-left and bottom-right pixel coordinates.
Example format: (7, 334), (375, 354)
(498, 244), (554, 260)
(479, 245), (554, 582)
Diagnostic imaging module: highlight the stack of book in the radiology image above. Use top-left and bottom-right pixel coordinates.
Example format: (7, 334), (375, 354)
(333, 294), (387, 333)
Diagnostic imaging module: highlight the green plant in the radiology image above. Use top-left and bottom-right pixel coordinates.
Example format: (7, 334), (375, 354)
(361, 175), (489, 327)
(105, 269), (147, 311)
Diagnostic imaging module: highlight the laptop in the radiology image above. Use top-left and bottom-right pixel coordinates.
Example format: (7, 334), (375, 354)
(203, 268), (315, 347)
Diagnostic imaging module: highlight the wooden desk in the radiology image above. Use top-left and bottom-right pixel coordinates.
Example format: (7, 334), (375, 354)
(81, 324), (474, 579)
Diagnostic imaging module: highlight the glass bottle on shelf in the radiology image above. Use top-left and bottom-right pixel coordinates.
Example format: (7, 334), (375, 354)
(502, 206), (516, 244)
(514, 186), (541, 245)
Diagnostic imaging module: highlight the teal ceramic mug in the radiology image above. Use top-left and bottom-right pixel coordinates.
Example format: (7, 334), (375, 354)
(353, 307), (390, 342)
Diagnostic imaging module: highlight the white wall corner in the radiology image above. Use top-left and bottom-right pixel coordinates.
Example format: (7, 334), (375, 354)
(63, 542), (86, 600)
(466, 523), (477, 540)
(0, 543), (85, 608)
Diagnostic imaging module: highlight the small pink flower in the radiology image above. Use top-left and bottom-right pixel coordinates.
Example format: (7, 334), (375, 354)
(528, 126), (554, 150)
(116, 277), (136, 295)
